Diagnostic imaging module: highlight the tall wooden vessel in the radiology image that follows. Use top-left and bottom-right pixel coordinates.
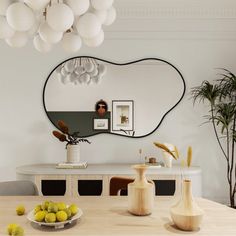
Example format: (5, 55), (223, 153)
(128, 164), (154, 216)
(170, 179), (204, 231)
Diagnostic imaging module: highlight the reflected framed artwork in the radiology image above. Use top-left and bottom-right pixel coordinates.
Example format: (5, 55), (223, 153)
(112, 100), (134, 131)
(93, 118), (109, 130)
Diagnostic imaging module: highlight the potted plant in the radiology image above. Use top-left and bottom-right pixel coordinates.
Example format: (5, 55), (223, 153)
(191, 69), (236, 208)
(52, 120), (91, 163)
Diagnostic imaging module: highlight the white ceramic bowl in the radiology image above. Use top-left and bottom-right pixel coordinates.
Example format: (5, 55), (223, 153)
(27, 208), (83, 229)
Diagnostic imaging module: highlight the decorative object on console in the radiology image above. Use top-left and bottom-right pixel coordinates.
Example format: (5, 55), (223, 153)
(170, 179), (204, 231)
(154, 142), (193, 168)
(153, 142), (178, 168)
(144, 157), (162, 168)
(0, 0), (116, 53)
(112, 100), (134, 132)
(56, 58), (107, 85)
(128, 164), (154, 216)
(56, 162), (87, 169)
(93, 118), (109, 131)
(95, 99), (108, 116)
(162, 143), (176, 168)
(191, 69), (236, 208)
(52, 120), (91, 163)
(148, 157), (156, 164)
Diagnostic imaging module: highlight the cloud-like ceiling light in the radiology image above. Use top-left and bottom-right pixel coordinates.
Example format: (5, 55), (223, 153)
(55, 58), (107, 85)
(0, 0), (116, 53)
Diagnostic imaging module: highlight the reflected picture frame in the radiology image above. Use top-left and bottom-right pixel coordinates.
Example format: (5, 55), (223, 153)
(112, 100), (134, 131)
(93, 118), (109, 130)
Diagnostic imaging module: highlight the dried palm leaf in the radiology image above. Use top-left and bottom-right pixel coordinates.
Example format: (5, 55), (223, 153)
(57, 120), (69, 134)
(52, 131), (67, 142)
(153, 142), (177, 160)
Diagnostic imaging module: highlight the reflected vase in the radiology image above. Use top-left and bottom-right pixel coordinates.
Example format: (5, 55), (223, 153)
(128, 164), (154, 216)
(170, 179), (204, 231)
(66, 144), (80, 163)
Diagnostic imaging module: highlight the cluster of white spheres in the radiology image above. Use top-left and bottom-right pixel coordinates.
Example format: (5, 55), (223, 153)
(56, 58), (107, 85)
(0, 0), (116, 53)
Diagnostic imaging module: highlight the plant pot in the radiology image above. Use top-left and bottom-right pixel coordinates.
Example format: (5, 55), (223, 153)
(66, 144), (80, 163)
(128, 164), (154, 216)
(170, 179), (204, 231)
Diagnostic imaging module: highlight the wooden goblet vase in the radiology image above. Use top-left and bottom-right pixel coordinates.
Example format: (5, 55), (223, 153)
(128, 164), (154, 216)
(170, 179), (204, 231)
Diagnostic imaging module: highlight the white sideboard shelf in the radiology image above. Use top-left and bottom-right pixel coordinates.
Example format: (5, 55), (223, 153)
(16, 163), (202, 197)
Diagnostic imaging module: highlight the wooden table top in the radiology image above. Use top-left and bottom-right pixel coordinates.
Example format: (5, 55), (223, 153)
(0, 196), (235, 236)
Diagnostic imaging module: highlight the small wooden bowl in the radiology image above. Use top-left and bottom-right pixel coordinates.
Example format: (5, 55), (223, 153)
(149, 157), (156, 163)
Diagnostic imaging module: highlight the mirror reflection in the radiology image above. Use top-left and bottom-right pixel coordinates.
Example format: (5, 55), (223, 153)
(43, 57), (185, 138)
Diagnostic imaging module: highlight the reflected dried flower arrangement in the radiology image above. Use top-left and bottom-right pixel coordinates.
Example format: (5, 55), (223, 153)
(52, 120), (91, 147)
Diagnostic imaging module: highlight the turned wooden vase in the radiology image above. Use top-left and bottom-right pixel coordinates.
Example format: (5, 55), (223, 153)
(170, 179), (204, 231)
(128, 164), (154, 216)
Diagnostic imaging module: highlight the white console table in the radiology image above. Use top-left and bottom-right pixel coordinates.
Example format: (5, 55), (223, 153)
(16, 163), (201, 197)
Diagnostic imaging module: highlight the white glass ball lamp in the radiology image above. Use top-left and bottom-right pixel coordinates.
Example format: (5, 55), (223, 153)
(76, 13), (101, 39)
(70, 72), (78, 83)
(64, 60), (75, 73)
(91, 75), (100, 84)
(62, 32), (82, 53)
(0, 0), (14, 16)
(39, 22), (63, 44)
(65, 0), (90, 16)
(98, 64), (107, 75)
(6, 2), (35, 31)
(62, 75), (71, 84)
(91, 0), (113, 11)
(33, 35), (51, 53)
(0, 16), (14, 39)
(47, 3), (74, 32)
(89, 67), (98, 77)
(57, 73), (66, 84)
(75, 65), (84, 75)
(91, 9), (107, 24)
(61, 66), (70, 77)
(84, 29), (104, 47)
(24, 0), (50, 11)
(80, 73), (90, 83)
(5, 31), (28, 48)
(103, 6), (116, 26)
(28, 18), (40, 36)
(84, 61), (94, 72)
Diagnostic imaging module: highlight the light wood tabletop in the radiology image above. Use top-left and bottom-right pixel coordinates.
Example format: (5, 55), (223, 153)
(0, 196), (235, 236)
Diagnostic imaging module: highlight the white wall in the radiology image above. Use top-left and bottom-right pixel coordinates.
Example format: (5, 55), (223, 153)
(0, 0), (236, 204)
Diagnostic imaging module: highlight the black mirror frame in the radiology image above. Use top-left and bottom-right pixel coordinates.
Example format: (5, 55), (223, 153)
(43, 56), (186, 138)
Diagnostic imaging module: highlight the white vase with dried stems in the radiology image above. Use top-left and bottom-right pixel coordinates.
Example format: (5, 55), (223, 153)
(52, 120), (91, 163)
(162, 143), (176, 167)
(153, 142), (193, 168)
(67, 144), (80, 163)
(153, 142), (178, 167)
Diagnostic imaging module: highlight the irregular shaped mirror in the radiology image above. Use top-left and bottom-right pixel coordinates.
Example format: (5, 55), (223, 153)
(43, 57), (185, 138)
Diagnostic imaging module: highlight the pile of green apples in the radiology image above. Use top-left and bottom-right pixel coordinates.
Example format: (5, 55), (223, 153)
(34, 200), (79, 223)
